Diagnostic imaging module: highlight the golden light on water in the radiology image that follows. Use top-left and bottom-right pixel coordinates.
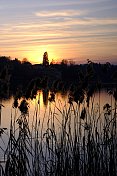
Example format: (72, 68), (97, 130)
(31, 91), (44, 108)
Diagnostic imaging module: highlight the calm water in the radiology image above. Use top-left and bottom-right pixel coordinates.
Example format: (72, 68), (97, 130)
(0, 89), (115, 160)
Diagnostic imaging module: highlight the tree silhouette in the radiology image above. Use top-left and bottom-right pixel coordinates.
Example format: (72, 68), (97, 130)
(61, 59), (68, 65)
(43, 52), (49, 66)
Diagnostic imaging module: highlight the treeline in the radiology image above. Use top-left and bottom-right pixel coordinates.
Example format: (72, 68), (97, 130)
(0, 56), (117, 98)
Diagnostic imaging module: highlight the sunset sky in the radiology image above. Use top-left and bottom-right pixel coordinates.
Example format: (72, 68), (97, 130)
(0, 0), (117, 64)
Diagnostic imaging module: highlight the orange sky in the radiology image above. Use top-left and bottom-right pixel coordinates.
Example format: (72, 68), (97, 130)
(0, 0), (117, 64)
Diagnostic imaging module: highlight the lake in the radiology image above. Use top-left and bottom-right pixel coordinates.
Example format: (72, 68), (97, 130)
(0, 88), (115, 161)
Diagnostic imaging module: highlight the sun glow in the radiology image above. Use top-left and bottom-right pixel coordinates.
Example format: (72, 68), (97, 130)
(21, 47), (60, 64)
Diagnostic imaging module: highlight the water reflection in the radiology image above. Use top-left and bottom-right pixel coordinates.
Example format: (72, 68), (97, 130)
(0, 89), (116, 127)
(0, 89), (116, 161)
(42, 89), (49, 106)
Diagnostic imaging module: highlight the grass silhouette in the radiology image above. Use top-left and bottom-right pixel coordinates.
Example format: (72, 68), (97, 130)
(0, 62), (117, 176)
(0, 86), (117, 176)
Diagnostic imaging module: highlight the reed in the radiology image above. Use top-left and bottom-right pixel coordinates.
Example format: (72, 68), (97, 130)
(0, 87), (117, 176)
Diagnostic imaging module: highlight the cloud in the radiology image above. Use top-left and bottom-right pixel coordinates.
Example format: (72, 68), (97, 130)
(35, 10), (83, 18)
(0, 0), (117, 62)
(0, 16), (117, 50)
(13, 18), (117, 30)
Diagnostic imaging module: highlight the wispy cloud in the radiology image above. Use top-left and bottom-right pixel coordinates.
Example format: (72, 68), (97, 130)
(0, 0), (117, 63)
(35, 10), (83, 18)
(10, 17), (117, 30)
(0, 16), (117, 49)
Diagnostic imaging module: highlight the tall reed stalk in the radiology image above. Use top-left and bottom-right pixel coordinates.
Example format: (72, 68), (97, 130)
(0, 88), (117, 176)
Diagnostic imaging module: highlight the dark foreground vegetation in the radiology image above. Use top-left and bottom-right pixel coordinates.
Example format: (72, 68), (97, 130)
(0, 56), (117, 175)
(0, 56), (117, 99)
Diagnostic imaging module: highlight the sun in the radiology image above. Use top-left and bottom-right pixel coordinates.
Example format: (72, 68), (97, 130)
(22, 47), (59, 64)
